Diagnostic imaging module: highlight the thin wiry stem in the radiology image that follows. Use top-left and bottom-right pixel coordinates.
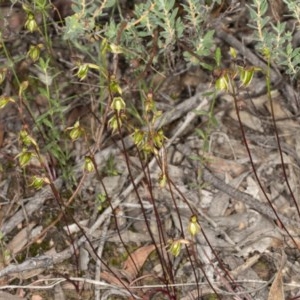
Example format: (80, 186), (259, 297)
(231, 76), (299, 249)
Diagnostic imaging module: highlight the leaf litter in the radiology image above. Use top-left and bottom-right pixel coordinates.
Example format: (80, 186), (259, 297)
(0, 1), (300, 300)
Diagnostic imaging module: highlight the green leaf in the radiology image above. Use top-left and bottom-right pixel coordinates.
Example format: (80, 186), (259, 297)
(199, 61), (213, 71)
(106, 0), (116, 8)
(194, 110), (209, 116)
(195, 128), (207, 140)
(41, 117), (54, 129)
(209, 114), (218, 127)
(215, 47), (222, 67)
(259, 0), (268, 15)
(64, 15), (85, 40)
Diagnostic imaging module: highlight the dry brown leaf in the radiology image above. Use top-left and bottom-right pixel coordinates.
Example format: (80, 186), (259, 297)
(0, 5), (26, 40)
(267, 251), (286, 300)
(244, 176), (260, 199)
(100, 270), (129, 288)
(229, 109), (264, 132)
(201, 152), (247, 177)
(31, 295), (43, 300)
(7, 223), (36, 255)
(268, 269), (284, 300)
(123, 244), (156, 280)
(269, 0), (284, 21)
(51, 0), (74, 20)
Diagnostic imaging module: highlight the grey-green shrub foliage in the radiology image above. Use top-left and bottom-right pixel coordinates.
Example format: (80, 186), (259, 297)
(63, 0), (299, 77)
(64, 0), (218, 70)
(248, 0), (300, 77)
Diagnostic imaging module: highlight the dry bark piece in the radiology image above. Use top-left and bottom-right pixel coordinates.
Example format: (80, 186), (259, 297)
(202, 168), (300, 229)
(0, 178), (63, 235)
